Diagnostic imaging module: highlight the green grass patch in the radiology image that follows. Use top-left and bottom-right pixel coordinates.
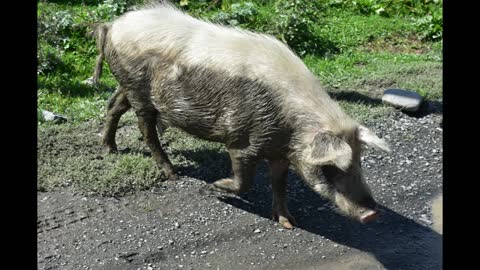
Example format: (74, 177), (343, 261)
(314, 10), (418, 54)
(305, 50), (442, 100)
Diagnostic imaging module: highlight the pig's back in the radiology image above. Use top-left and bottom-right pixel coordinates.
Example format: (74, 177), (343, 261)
(109, 4), (314, 93)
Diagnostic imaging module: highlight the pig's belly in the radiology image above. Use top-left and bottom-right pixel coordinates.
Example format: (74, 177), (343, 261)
(155, 100), (231, 144)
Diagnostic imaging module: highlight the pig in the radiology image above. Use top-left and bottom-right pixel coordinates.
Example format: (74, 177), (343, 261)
(92, 2), (391, 229)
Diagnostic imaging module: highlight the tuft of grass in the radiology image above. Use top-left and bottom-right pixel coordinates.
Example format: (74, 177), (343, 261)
(73, 153), (166, 196)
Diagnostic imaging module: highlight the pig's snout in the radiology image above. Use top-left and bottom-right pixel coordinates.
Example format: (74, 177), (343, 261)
(359, 209), (378, 224)
(357, 196), (378, 223)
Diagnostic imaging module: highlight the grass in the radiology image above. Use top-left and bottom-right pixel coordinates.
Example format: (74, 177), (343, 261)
(37, 112), (229, 196)
(37, 0), (442, 195)
(305, 51), (442, 99)
(314, 9), (418, 53)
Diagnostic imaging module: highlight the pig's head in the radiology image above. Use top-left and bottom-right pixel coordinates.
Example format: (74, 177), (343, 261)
(298, 125), (390, 224)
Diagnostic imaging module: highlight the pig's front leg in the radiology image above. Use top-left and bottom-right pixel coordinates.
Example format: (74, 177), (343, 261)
(210, 149), (257, 194)
(269, 159), (296, 229)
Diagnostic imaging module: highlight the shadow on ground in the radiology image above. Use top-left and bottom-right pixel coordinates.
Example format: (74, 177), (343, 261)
(173, 148), (231, 182)
(171, 148), (442, 270)
(219, 168), (442, 270)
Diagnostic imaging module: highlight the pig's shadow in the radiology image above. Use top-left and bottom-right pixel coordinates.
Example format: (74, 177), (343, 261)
(175, 154), (442, 270)
(173, 148), (232, 181)
(222, 166), (442, 270)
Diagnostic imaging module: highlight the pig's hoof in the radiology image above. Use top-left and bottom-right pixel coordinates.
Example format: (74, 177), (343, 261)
(359, 210), (378, 224)
(165, 170), (178, 181)
(272, 212), (296, 230)
(103, 146), (118, 154)
(102, 141), (118, 154)
(279, 218), (294, 229)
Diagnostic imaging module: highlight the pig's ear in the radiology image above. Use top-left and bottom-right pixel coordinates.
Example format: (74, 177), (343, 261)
(357, 125), (391, 153)
(309, 132), (352, 171)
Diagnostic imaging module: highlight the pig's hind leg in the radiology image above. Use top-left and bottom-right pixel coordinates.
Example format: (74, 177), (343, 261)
(102, 88), (131, 153)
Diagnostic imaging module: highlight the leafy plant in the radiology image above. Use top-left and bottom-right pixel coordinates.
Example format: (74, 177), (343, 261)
(93, 0), (128, 21)
(413, 4), (442, 41)
(38, 43), (64, 75)
(273, 0), (324, 56)
(38, 9), (74, 48)
(210, 1), (258, 26)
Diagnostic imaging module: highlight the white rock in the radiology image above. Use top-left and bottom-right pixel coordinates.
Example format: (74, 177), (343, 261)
(382, 89), (423, 112)
(41, 110), (67, 123)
